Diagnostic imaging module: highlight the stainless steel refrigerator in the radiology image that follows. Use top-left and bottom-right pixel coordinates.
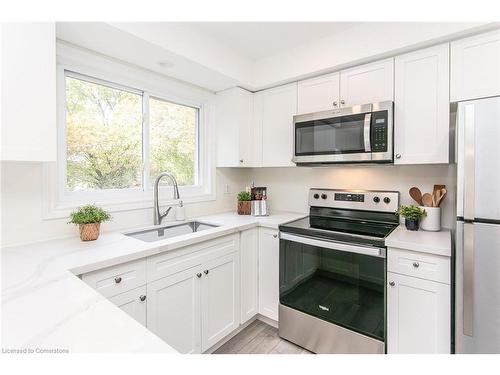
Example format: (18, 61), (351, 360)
(455, 96), (500, 353)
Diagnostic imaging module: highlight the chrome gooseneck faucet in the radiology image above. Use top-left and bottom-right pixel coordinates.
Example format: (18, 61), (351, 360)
(153, 172), (180, 225)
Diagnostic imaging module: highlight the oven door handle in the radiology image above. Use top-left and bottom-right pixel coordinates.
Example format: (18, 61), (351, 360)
(280, 232), (386, 258)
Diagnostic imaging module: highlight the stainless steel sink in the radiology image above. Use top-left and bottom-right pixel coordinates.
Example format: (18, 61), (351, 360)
(124, 221), (219, 242)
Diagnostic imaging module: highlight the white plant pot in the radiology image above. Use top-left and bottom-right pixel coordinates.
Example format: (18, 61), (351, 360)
(420, 207), (441, 231)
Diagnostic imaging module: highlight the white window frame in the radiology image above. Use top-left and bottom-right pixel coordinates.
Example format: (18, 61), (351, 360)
(43, 43), (215, 219)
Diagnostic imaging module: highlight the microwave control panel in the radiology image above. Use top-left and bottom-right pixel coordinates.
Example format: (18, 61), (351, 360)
(371, 111), (388, 152)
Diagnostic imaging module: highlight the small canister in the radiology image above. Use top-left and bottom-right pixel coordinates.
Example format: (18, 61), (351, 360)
(420, 207), (441, 231)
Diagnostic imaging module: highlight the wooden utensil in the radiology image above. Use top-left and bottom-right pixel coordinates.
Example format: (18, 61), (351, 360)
(433, 184), (446, 197)
(436, 188), (447, 207)
(409, 187), (423, 206)
(422, 193), (434, 207)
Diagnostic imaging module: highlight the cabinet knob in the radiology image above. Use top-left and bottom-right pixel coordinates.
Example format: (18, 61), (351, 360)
(239, 159), (244, 163)
(204, 270), (209, 275)
(340, 100), (345, 105)
(395, 154), (401, 159)
(139, 295), (146, 302)
(413, 262), (420, 268)
(273, 234), (278, 238)
(114, 276), (122, 284)
(197, 273), (202, 278)
(389, 281), (395, 287)
(333, 101), (338, 107)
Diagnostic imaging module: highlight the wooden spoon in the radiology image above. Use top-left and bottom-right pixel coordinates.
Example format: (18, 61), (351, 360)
(409, 187), (423, 206)
(436, 188), (447, 207)
(422, 193), (434, 207)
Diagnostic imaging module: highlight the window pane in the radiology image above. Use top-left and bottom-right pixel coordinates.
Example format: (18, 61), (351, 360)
(65, 75), (143, 191)
(149, 97), (197, 186)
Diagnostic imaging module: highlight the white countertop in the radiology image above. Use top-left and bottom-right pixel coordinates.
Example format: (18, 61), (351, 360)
(1, 210), (305, 353)
(385, 225), (452, 257)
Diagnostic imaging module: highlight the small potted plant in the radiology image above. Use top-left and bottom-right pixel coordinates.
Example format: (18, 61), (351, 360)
(68, 204), (111, 241)
(396, 205), (426, 231)
(237, 191), (252, 215)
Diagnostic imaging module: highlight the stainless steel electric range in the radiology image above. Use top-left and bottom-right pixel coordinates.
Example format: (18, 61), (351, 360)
(278, 188), (400, 354)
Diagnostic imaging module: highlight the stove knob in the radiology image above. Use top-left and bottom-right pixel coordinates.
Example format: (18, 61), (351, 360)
(321, 194), (327, 200)
(313, 193), (320, 199)
(373, 196), (380, 203)
(383, 197), (391, 204)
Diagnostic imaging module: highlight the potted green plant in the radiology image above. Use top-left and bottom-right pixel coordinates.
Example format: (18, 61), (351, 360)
(68, 204), (111, 241)
(396, 205), (426, 231)
(237, 191), (252, 215)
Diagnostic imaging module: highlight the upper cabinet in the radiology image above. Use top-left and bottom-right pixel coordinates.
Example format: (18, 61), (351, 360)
(255, 83), (297, 167)
(451, 29), (500, 102)
(0, 23), (56, 162)
(215, 87), (261, 167)
(394, 43), (450, 164)
(297, 73), (340, 114)
(339, 58), (394, 107)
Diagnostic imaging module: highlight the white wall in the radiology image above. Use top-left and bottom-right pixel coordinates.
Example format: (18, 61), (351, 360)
(248, 164), (457, 229)
(0, 162), (248, 247)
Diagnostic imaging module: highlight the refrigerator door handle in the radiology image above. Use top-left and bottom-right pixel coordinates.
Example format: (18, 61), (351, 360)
(463, 104), (475, 221)
(463, 222), (474, 337)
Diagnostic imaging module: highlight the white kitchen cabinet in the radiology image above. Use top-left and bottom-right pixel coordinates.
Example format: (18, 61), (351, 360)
(297, 73), (340, 114)
(258, 228), (280, 321)
(201, 252), (240, 351)
(0, 22), (56, 162)
(147, 266), (202, 354)
(109, 285), (147, 327)
(240, 228), (259, 324)
(339, 58), (394, 107)
(451, 29), (500, 101)
(215, 87), (261, 167)
(394, 43), (450, 164)
(256, 83), (297, 167)
(387, 272), (450, 354)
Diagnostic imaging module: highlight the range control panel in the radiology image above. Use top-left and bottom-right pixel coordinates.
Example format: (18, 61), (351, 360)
(309, 189), (399, 213)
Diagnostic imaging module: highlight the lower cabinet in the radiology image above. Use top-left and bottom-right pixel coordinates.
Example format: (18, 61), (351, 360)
(240, 228), (259, 324)
(147, 267), (202, 354)
(109, 285), (147, 327)
(258, 228), (280, 321)
(387, 272), (450, 354)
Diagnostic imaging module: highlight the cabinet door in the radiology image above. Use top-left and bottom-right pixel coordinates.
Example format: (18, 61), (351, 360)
(259, 83), (297, 167)
(394, 43), (450, 164)
(215, 87), (255, 167)
(109, 285), (147, 327)
(297, 73), (340, 114)
(387, 272), (450, 354)
(147, 267), (202, 354)
(258, 228), (280, 321)
(240, 228), (259, 324)
(340, 58), (394, 107)
(1, 23), (56, 162)
(201, 252), (240, 351)
(451, 30), (500, 101)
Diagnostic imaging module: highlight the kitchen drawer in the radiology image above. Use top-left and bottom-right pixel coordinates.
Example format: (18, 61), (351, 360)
(387, 247), (450, 284)
(147, 234), (239, 282)
(81, 259), (147, 298)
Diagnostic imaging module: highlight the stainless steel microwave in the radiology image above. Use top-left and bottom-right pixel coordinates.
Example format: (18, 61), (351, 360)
(292, 101), (393, 165)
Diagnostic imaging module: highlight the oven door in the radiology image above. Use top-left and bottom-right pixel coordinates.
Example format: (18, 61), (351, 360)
(279, 232), (386, 343)
(292, 105), (372, 164)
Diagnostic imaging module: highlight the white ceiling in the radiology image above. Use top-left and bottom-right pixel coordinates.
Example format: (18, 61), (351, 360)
(188, 22), (361, 61)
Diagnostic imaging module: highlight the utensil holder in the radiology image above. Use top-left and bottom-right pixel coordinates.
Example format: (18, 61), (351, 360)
(421, 207), (441, 231)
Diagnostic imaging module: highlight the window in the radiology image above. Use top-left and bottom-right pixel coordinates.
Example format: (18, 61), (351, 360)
(63, 71), (200, 195)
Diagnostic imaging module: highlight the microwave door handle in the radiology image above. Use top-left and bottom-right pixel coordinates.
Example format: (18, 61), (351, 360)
(364, 113), (372, 152)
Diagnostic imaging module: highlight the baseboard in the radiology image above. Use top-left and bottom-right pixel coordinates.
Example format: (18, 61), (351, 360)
(256, 314), (278, 328)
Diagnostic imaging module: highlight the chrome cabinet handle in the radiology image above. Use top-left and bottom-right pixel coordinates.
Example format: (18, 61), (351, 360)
(340, 99), (345, 105)
(114, 276), (122, 284)
(273, 234), (278, 238)
(204, 270), (209, 275)
(333, 101), (338, 107)
(197, 273), (202, 278)
(389, 281), (395, 287)
(139, 295), (146, 302)
(395, 154), (401, 159)
(412, 262), (420, 268)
